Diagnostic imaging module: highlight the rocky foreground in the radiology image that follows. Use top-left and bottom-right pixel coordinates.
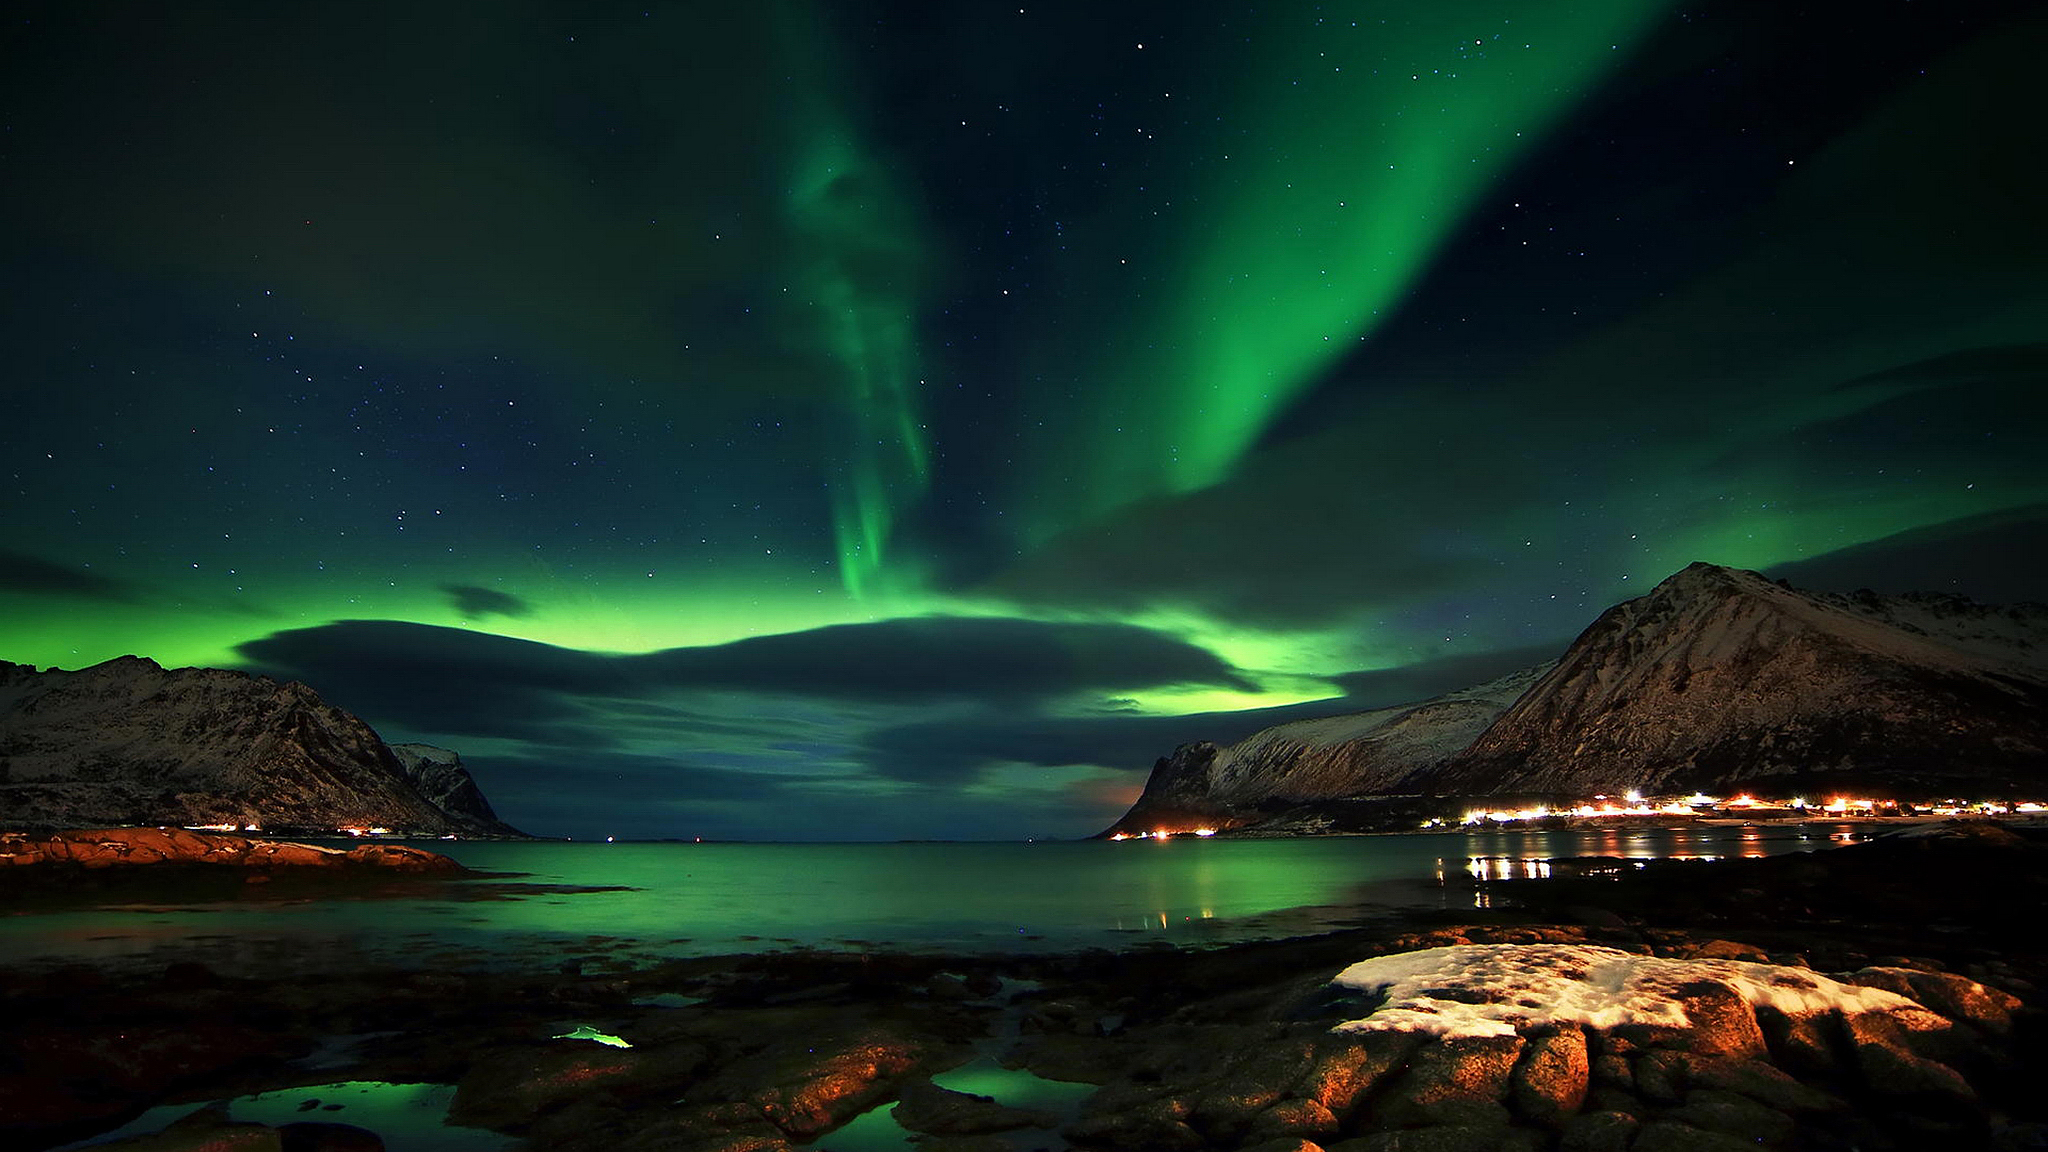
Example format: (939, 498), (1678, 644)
(2, 827), (2042, 1152)
(0, 828), (468, 909)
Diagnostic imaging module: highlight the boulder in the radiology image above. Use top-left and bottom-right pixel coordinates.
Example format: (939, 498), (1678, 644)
(1368, 1035), (1523, 1129)
(1853, 967), (2021, 1036)
(1676, 1055), (1840, 1114)
(1752, 1004), (1841, 1074)
(1843, 1013), (1977, 1107)
(1063, 1101), (1205, 1151)
(1294, 1031), (1422, 1119)
(1558, 1110), (1638, 1152)
(1243, 1097), (1340, 1142)
(1664, 979), (1767, 1059)
(450, 1040), (711, 1131)
(1508, 1026), (1588, 1126)
(1662, 1087), (1794, 1144)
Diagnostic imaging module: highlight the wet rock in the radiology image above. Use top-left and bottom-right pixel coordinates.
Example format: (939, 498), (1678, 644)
(1508, 1025), (1588, 1126)
(602, 1102), (791, 1152)
(1328, 1125), (1543, 1152)
(1559, 1110), (1638, 1152)
(1583, 1087), (1642, 1118)
(1003, 1033), (1124, 1085)
(1630, 1120), (1764, 1152)
(923, 974), (976, 1002)
(1666, 979), (1766, 1059)
(0, 1071), (141, 1148)
(1237, 1139), (1326, 1152)
(1588, 1053), (1632, 1089)
(1682, 940), (1770, 963)
(1631, 1050), (1685, 1105)
(1244, 1097), (1340, 1142)
(890, 1080), (1051, 1136)
(1843, 1013), (1977, 1106)
(89, 1126), (286, 1151)
(1310, 1032), (1424, 1120)
(277, 1121), (385, 1151)
(706, 1031), (937, 1138)
(1664, 1087), (1794, 1144)
(450, 1040), (711, 1130)
(11, 1019), (296, 1099)
(1189, 1084), (1277, 1141)
(1063, 1099), (1205, 1151)
(85, 1105), (284, 1151)
(1676, 1055), (1840, 1114)
(1369, 1035), (1523, 1129)
(1752, 1004), (1840, 1074)
(1854, 967), (2022, 1036)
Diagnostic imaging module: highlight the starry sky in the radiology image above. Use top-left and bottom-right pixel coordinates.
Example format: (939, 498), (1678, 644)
(4, 1), (2044, 840)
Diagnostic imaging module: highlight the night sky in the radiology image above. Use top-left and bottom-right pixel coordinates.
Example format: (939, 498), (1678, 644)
(4, 1), (2044, 840)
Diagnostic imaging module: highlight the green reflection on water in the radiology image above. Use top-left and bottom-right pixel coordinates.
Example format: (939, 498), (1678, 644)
(62, 1081), (514, 1151)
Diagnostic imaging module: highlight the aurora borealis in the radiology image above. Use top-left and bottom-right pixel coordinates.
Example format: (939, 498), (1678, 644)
(3, 0), (2044, 839)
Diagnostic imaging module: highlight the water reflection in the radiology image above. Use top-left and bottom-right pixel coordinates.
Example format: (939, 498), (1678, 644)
(0, 824), (1879, 972)
(1466, 857), (1554, 882)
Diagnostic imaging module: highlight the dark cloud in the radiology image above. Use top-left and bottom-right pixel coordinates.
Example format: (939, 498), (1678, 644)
(858, 696), (1375, 785)
(978, 473), (1505, 628)
(641, 616), (1255, 701)
(858, 646), (1567, 787)
(0, 551), (142, 603)
(1766, 505), (2048, 605)
(1329, 646), (1561, 707)
(236, 614), (1252, 738)
(442, 584), (532, 620)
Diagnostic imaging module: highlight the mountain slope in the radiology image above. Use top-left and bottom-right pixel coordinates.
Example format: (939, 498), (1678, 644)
(389, 743), (510, 834)
(1429, 563), (2048, 797)
(1106, 563), (2048, 835)
(0, 656), (521, 835)
(1104, 665), (1549, 836)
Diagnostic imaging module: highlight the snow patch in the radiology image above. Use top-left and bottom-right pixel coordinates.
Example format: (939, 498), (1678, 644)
(1330, 944), (1930, 1039)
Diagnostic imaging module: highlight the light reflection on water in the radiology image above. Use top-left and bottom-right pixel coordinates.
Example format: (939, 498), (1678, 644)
(0, 825), (1869, 973)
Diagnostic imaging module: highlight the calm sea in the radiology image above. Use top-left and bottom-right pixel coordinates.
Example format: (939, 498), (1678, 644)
(0, 824), (1864, 974)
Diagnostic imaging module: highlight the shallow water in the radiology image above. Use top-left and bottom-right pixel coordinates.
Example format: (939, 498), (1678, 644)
(0, 824), (1861, 973)
(53, 1081), (517, 1152)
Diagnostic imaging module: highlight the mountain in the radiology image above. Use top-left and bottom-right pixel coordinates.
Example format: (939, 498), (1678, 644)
(1104, 665), (1550, 837)
(1431, 562), (2048, 798)
(389, 743), (510, 834)
(0, 656), (522, 836)
(1106, 564), (2048, 834)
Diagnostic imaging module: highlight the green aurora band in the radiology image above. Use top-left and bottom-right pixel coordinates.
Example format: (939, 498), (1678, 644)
(1029, 0), (1672, 535)
(777, 7), (933, 601)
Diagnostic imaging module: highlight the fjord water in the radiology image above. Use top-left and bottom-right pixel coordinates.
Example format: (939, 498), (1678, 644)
(0, 824), (1860, 973)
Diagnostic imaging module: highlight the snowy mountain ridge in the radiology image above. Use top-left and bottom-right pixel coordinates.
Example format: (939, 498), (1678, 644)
(0, 656), (521, 836)
(1107, 563), (2048, 835)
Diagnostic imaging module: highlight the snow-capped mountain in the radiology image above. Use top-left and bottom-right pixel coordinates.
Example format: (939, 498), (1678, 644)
(0, 656), (521, 836)
(1432, 562), (2048, 798)
(1107, 564), (2048, 834)
(1104, 665), (1550, 836)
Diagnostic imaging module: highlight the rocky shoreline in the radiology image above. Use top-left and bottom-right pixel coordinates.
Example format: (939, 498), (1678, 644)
(2, 826), (2042, 1152)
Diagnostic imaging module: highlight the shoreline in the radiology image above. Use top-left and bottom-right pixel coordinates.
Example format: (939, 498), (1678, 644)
(3, 824), (2042, 1151)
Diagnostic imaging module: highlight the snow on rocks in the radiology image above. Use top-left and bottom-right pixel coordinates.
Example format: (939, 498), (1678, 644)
(1329, 944), (1935, 1039)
